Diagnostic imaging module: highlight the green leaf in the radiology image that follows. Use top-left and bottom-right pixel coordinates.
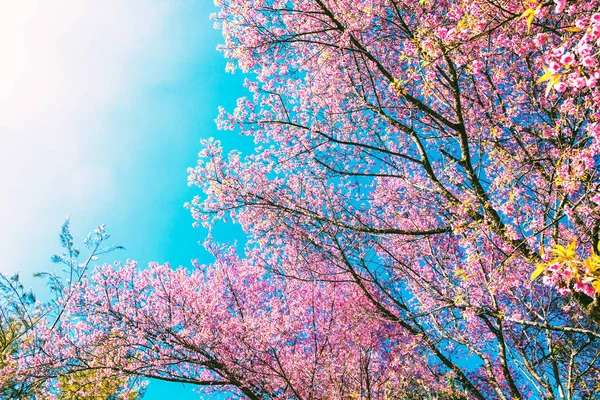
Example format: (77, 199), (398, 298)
(531, 264), (548, 281)
(520, 8), (535, 34)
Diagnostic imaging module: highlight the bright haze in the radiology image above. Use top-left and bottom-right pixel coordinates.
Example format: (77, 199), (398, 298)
(0, 0), (235, 276)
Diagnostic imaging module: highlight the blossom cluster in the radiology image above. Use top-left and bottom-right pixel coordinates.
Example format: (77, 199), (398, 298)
(533, 242), (600, 298)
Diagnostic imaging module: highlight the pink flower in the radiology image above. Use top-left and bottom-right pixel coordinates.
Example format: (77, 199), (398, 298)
(552, 46), (566, 57)
(534, 33), (548, 47)
(554, 0), (566, 13)
(470, 60), (483, 74)
(577, 42), (593, 57)
(561, 52), (575, 65)
(548, 262), (561, 273)
(582, 57), (596, 67)
(573, 76), (587, 88)
(543, 274), (559, 286)
(549, 61), (561, 73)
(558, 287), (572, 295)
(555, 82), (567, 92)
(574, 281), (597, 298)
(559, 268), (573, 281)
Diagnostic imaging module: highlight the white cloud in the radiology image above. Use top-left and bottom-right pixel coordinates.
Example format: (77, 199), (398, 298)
(0, 0), (193, 273)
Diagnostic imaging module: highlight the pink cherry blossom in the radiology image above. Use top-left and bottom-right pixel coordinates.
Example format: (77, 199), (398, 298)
(12, 1), (600, 399)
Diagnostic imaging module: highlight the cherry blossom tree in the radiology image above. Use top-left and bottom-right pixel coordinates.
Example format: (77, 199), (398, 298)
(0, 220), (141, 399)
(17, 0), (600, 399)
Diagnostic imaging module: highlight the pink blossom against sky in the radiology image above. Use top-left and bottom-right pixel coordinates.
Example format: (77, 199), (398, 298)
(0, 2), (248, 397)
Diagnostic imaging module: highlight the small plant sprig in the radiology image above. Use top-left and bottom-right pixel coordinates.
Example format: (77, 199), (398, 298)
(0, 217), (124, 398)
(41, 217), (124, 329)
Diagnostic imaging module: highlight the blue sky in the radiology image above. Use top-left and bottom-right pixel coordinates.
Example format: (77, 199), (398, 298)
(0, 1), (251, 398)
